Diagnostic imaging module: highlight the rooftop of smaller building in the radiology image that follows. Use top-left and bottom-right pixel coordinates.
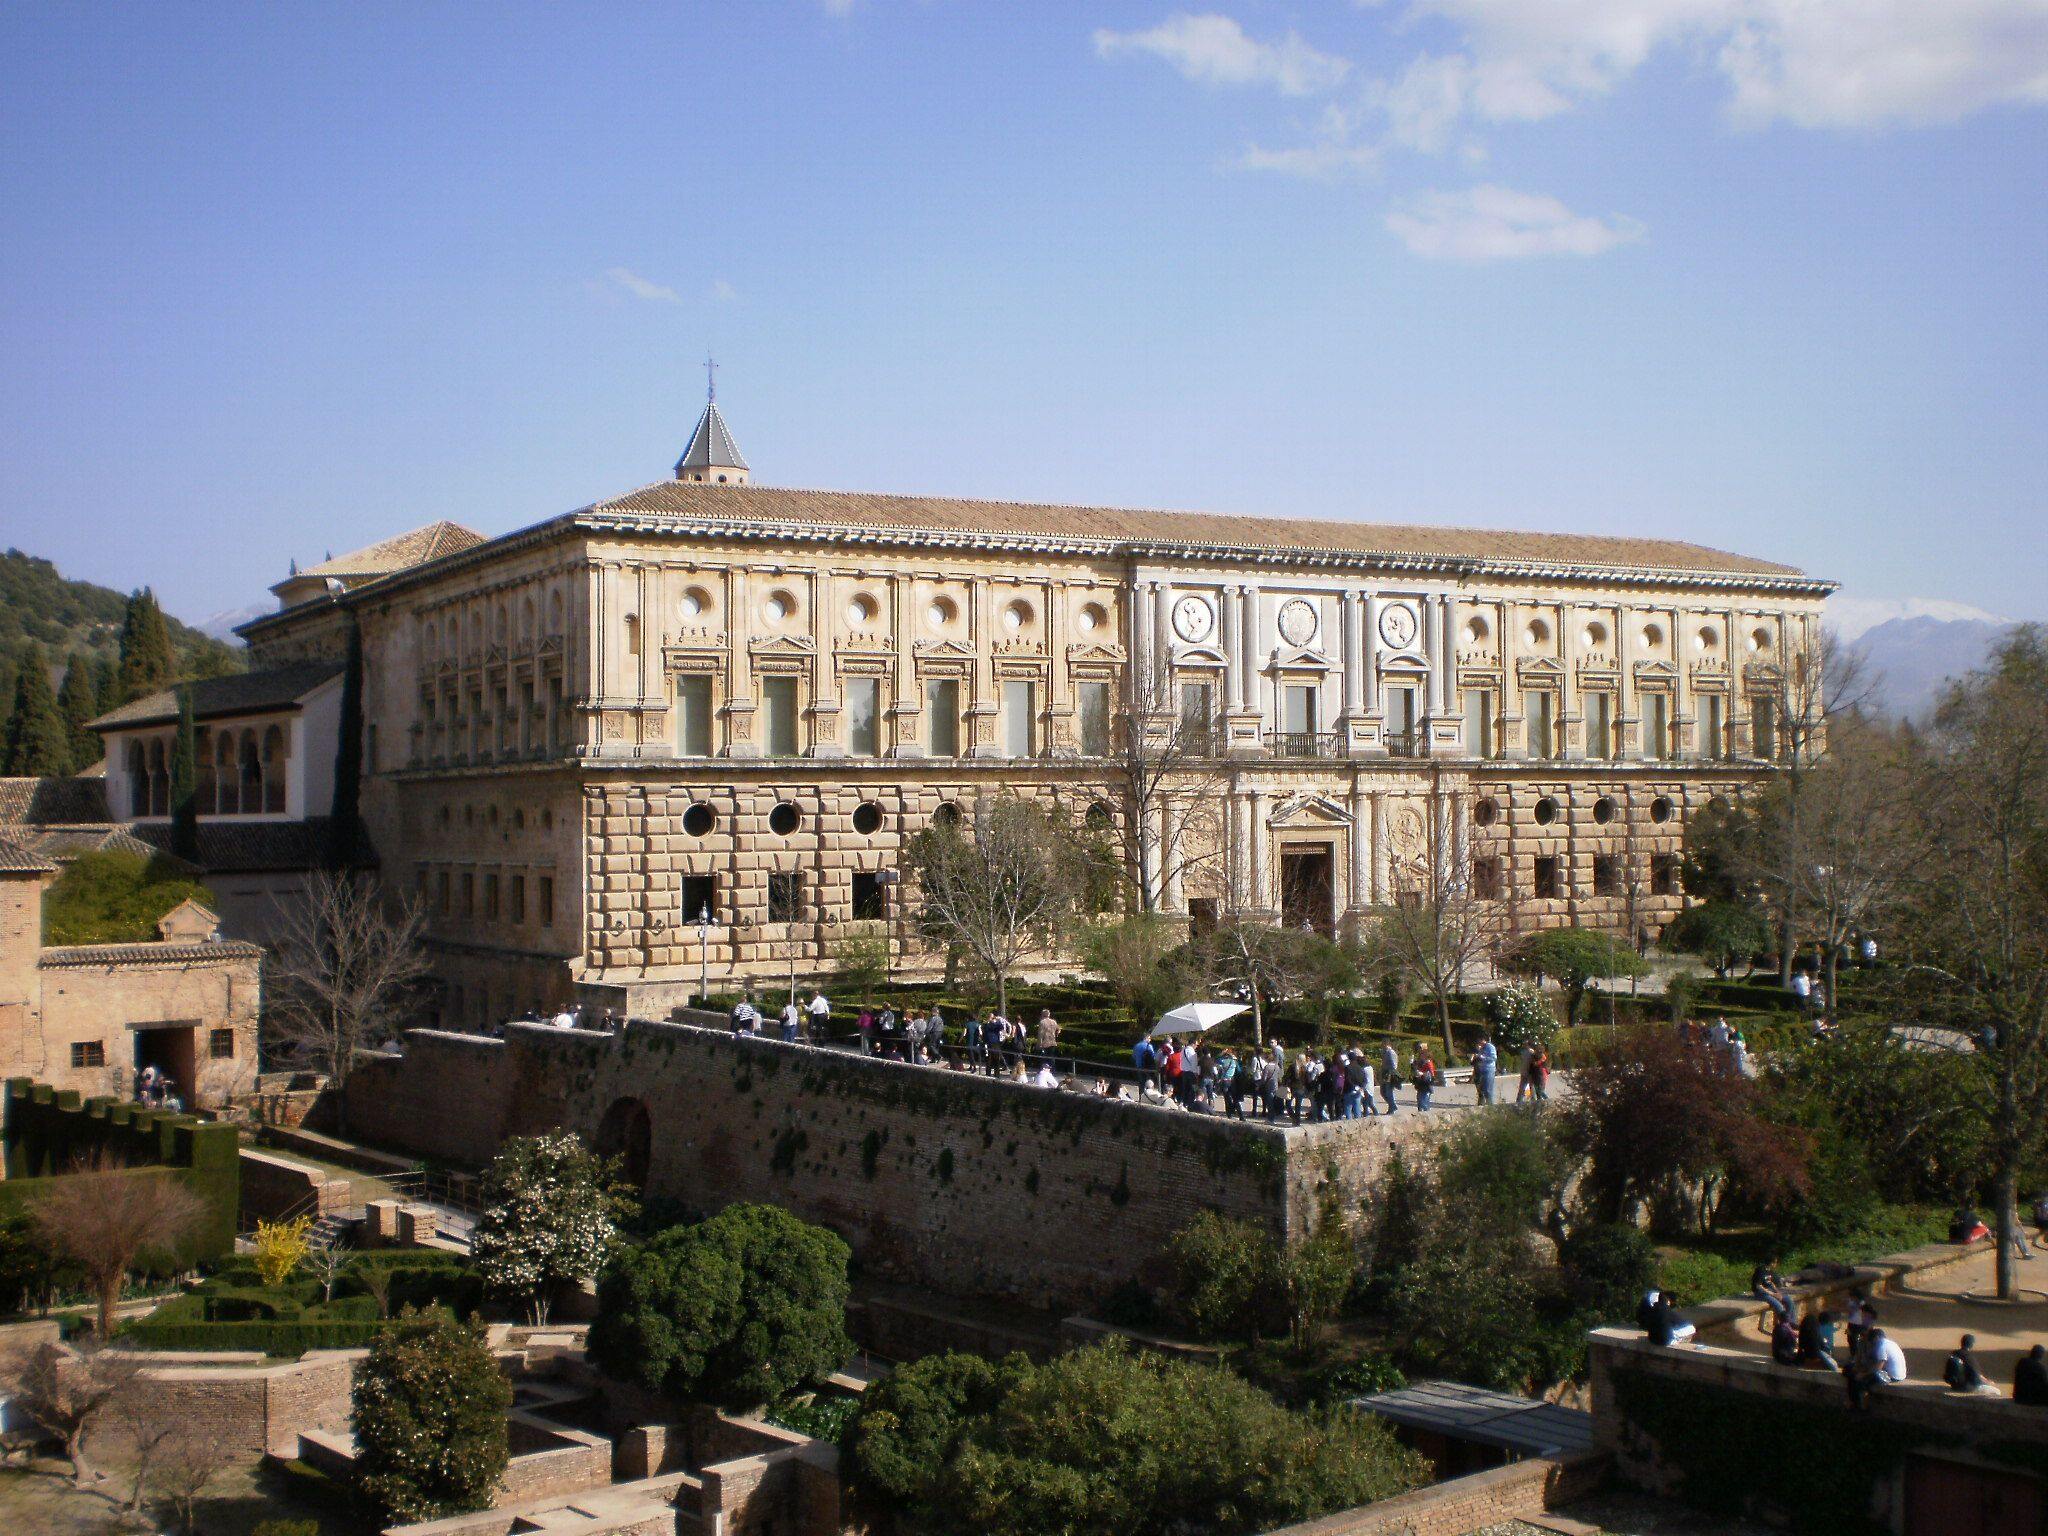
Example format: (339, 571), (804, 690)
(0, 775), (112, 826)
(289, 520), (486, 583)
(90, 660), (344, 732)
(0, 835), (58, 875)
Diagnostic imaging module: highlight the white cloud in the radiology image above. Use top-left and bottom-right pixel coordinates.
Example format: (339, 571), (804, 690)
(1385, 184), (1646, 259)
(602, 267), (681, 303)
(1094, 13), (1352, 97)
(709, 278), (739, 303)
(1240, 103), (1380, 177)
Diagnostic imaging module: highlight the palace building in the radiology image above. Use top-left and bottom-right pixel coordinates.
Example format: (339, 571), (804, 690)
(100, 398), (1833, 1026)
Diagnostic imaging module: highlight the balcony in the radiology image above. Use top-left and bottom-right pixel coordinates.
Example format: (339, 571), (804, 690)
(1266, 730), (1338, 760)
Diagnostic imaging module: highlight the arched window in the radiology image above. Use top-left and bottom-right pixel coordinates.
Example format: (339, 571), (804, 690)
(239, 730), (262, 812)
(195, 729), (216, 812)
(214, 733), (237, 813)
(126, 741), (148, 818)
(262, 726), (287, 813)
(146, 739), (170, 818)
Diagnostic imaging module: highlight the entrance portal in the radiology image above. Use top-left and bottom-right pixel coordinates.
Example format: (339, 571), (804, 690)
(132, 1023), (198, 1103)
(1278, 846), (1336, 937)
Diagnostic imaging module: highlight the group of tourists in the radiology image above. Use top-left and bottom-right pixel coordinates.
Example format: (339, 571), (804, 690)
(132, 1064), (184, 1113)
(1675, 1015), (1755, 1076)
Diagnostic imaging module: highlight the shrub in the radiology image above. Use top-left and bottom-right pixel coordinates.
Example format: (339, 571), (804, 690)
(471, 1132), (632, 1325)
(1481, 983), (1556, 1057)
(842, 1351), (1027, 1527)
(1559, 1223), (1657, 1324)
(351, 1311), (510, 1523)
(1320, 1353), (1407, 1400)
(1511, 928), (1646, 1022)
(589, 1203), (851, 1411)
(253, 1216), (312, 1289)
(40, 849), (215, 946)
(1162, 1213), (1277, 1340)
(1662, 900), (1771, 979)
(252, 1522), (321, 1536)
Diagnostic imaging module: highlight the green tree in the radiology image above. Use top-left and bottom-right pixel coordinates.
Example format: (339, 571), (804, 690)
(168, 686), (199, 862)
(1661, 899), (1771, 979)
(471, 1133), (634, 1324)
(92, 654), (120, 717)
(1080, 913), (1193, 1034)
(40, 849), (213, 945)
(2, 643), (70, 776)
(351, 1312), (510, 1523)
(589, 1204), (852, 1411)
(1480, 982), (1556, 1057)
(1161, 1213), (1278, 1340)
(832, 932), (892, 1007)
(1511, 926), (1646, 1023)
(117, 589), (177, 703)
(841, 1352), (1028, 1532)
(55, 652), (100, 772)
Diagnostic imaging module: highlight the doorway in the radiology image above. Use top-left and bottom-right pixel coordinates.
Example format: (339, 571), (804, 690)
(132, 1023), (198, 1102)
(1279, 846), (1335, 937)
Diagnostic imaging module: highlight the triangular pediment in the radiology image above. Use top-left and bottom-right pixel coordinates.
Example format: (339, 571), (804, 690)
(1517, 655), (1566, 678)
(914, 638), (978, 660)
(1272, 647), (1336, 671)
(1634, 658), (1680, 680)
(1268, 793), (1354, 828)
(749, 634), (817, 656)
(1067, 641), (1127, 663)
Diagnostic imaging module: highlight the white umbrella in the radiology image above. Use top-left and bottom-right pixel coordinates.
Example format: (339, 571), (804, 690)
(1149, 1001), (1250, 1039)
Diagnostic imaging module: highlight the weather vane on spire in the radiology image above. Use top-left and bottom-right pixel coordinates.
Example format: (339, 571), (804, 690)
(704, 354), (718, 404)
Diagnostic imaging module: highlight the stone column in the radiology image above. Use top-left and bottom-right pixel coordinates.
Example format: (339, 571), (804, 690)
(1440, 596), (1457, 714)
(1222, 587), (1242, 709)
(810, 569), (841, 757)
(1162, 799), (1184, 912)
(1559, 604), (1580, 759)
(1047, 581), (1071, 755)
(1129, 579), (1151, 704)
(887, 573), (920, 757)
(1246, 787), (1266, 913)
(1362, 594), (1380, 714)
(1348, 778), (1370, 913)
(1617, 605), (1638, 758)
(1151, 580), (1171, 694)
(1242, 585), (1262, 721)
(1370, 791), (1389, 905)
(724, 565), (757, 757)
(1342, 592), (1364, 715)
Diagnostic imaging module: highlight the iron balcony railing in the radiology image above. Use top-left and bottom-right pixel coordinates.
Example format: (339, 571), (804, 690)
(1266, 730), (1338, 760)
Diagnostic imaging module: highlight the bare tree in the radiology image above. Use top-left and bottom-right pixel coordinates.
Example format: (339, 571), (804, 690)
(32, 1155), (205, 1339)
(904, 795), (1083, 1019)
(152, 1421), (234, 1534)
(0, 1339), (145, 1483)
(110, 1375), (181, 1512)
(1196, 921), (1324, 1047)
(359, 1260), (396, 1320)
(265, 870), (431, 1131)
(1374, 770), (1503, 1060)
(310, 1241), (349, 1304)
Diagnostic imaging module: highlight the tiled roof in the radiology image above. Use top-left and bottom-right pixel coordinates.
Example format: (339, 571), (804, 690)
(580, 482), (1814, 581)
(675, 402), (749, 475)
(0, 836), (57, 874)
(130, 817), (375, 873)
(90, 661), (343, 732)
(296, 521), (486, 581)
(10, 824), (181, 867)
(40, 940), (262, 968)
(0, 776), (113, 825)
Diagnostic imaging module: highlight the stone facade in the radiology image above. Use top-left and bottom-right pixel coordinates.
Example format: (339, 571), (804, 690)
(231, 416), (1832, 1024)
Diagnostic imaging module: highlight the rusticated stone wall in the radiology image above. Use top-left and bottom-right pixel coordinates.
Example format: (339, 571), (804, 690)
(347, 1021), (1448, 1307)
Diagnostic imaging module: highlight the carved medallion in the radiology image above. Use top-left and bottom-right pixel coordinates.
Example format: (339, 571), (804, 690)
(1378, 601), (1419, 651)
(1171, 594), (1215, 644)
(1278, 598), (1318, 648)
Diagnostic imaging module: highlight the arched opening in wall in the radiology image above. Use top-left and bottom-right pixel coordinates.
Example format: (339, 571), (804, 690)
(1592, 797), (1616, 825)
(1650, 796), (1675, 824)
(238, 731), (261, 813)
(595, 1098), (652, 1190)
(1472, 798), (1498, 828)
(851, 802), (883, 835)
(146, 739), (170, 818)
(262, 726), (287, 813)
(214, 735), (236, 813)
(767, 802), (801, 836)
(125, 741), (147, 818)
(932, 801), (961, 828)
(1533, 797), (1559, 827)
(1084, 800), (1114, 831)
(682, 803), (717, 837)
(196, 730), (216, 810)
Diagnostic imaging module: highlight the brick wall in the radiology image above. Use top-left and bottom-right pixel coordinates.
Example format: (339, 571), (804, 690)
(348, 1021), (1446, 1307)
(239, 1148), (351, 1223)
(1263, 1452), (1606, 1536)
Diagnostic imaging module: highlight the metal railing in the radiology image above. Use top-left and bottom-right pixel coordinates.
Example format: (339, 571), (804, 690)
(1266, 729), (1338, 760)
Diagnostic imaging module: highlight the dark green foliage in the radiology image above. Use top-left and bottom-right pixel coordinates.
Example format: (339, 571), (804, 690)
(0, 1210), (62, 1315)
(1318, 1353), (1407, 1400)
(589, 1203), (852, 1411)
(55, 653), (99, 771)
(117, 588), (178, 703)
(251, 1521), (323, 1536)
(1163, 1212), (1278, 1339)
(324, 620), (364, 869)
(124, 1252), (480, 1351)
(1510, 927), (1647, 1022)
(92, 654), (119, 716)
(1079, 914), (1194, 1031)
(169, 685), (199, 862)
(1662, 899), (1772, 978)
(1558, 1223), (1657, 1323)
(842, 1342), (1427, 1536)
(39, 849), (214, 945)
(0, 552), (240, 691)
(2, 643), (70, 776)
(351, 1311), (511, 1523)
(767, 1390), (860, 1443)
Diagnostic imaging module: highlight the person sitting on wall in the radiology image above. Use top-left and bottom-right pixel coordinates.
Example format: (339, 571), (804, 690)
(1846, 1327), (1908, 1409)
(1943, 1334), (1998, 1394)
(1770, 1312), (1800, 1366)
(2014, 1345), (2048, 1406)
(1752, 1258), (1794, 1324)
(1797, 1307), (1841, 1371)
(1951, 1206), (1991, 1244)
(1638, 1288), (1695, 1345)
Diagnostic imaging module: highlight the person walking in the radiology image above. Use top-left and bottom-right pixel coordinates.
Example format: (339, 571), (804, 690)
(1528, 1044), (1551, 1103)
(1413, 1048), (1437, 1111)
(779, 996), (801, 1043)
(806, 989), (831, 1042)
(1473, 1035), (1497, 1105)
(1036, 1008), (1060, 1060)
(1379, 1041), (1401, 1114)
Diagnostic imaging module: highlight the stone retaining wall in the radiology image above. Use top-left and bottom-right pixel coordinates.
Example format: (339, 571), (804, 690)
(1263, 1452), (1607, 1536)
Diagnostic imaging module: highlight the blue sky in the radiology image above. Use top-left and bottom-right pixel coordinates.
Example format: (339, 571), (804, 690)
(2, 2), (2044, 627)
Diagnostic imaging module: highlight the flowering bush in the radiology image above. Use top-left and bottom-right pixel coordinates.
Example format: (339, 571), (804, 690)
(351, 1311), (509, 1522)
(253, 1215), (312, 1288)
(471, 1133), (632, 1325)
(1481, 983), (1557, 1057)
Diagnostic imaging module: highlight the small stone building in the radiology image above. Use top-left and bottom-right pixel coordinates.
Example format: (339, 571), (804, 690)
(0, 837), (261, 1107)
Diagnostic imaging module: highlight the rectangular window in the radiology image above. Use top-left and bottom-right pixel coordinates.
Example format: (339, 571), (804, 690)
(1751, 697), (1776, 759)
(1587, 692), (1614, 760)
(1179, 681), (1214, 754)
(1471, 856), (1503, 901)
(519, 682), (535, 754)
(1533, 855), (1562, 900)
(1003, 679), (1036, 758)
(511, 874), (526, 925)
(680, 874), (715, 923)
(852, 871), (885, 920)
(485, 872), (500, 920)
(763, 676), (800, 756)
(70, 1041), (105, 1069)
(437, 871), (451, 914)
(1645, 692), (1672, 761)
(1464, 689), (1495, 758)
(1283, 684), (1318, 737)
(546, 678), (564, 750)
(1593, 855), (1621, 896)
(1700, 693), (1725, 760)
(1386, 686), (1418, 756)
(1527, 691), (1555, 759)
(539, 875), (555, 926)
(767, 871), (801, 924)
(1651, 853), (1680, 896)
(208, 1027), (236, 1060)
(676, 675), (714, 756)
(926, 678), (960, 757)
(845, 677), (880, 757)
(1079, 681), (1111, 756)
(461, 873), (474, 915)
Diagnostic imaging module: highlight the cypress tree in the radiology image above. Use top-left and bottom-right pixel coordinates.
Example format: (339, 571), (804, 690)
(56, 652), (101, 772)
(1, 644), (71, 777)
(324, 619), (365, 869)
(169, 684), (200, 862)
(93, 654), (121, 716)
(118, 588), (177, 702)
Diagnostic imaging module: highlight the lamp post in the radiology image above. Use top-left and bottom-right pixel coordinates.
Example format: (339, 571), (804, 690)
(876, 869), (901, 987)
(696, 904), (721, 1010)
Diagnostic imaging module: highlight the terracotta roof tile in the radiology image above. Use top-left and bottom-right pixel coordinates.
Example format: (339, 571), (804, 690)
(0, 836), (57, 874)
(296, 521), (486, 580)
(0, 776), (113, 825)
(39, 940), (262, 967)
(90, 661), (343, 732)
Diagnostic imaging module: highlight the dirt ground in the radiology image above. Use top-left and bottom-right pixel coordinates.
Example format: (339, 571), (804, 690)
(1718, 1244), (2048, 1392)
(0, 1455), (371, 1536)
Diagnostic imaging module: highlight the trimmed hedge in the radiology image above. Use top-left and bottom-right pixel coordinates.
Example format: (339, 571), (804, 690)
(123, 1253), (480, 1354)
(125, 1307), (458, 1353)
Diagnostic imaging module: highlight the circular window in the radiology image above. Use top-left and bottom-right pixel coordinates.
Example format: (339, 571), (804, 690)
(1695, 625), (1719, 652)
(1464, 615), (1490, 644)
(1583, 621), (1609, 648)
(846, 593), (878, 627)
(932, 801), (961, 828)
(682, 803), (716, 837)
(1525, 618), (1551, 646)
(1533, 797), (1559, 826)
(851, 802), (883, 835)
(768, 802), (801, 836)
(1003, 600), (1031, 632)
(1084, 801), (1113, 830)
(926, 597), (958, 631)
(1077, 603), (1106, 633)
(1650, 796), (1675, 823)
(681, 587), (710, 619)
(1642, 622), (1665, 648)
(1472, 797), (1498, 828)
(762, 591), (794, 625)
(1593, 797), (1616, 825)
(1750, 627), (1772, 653)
